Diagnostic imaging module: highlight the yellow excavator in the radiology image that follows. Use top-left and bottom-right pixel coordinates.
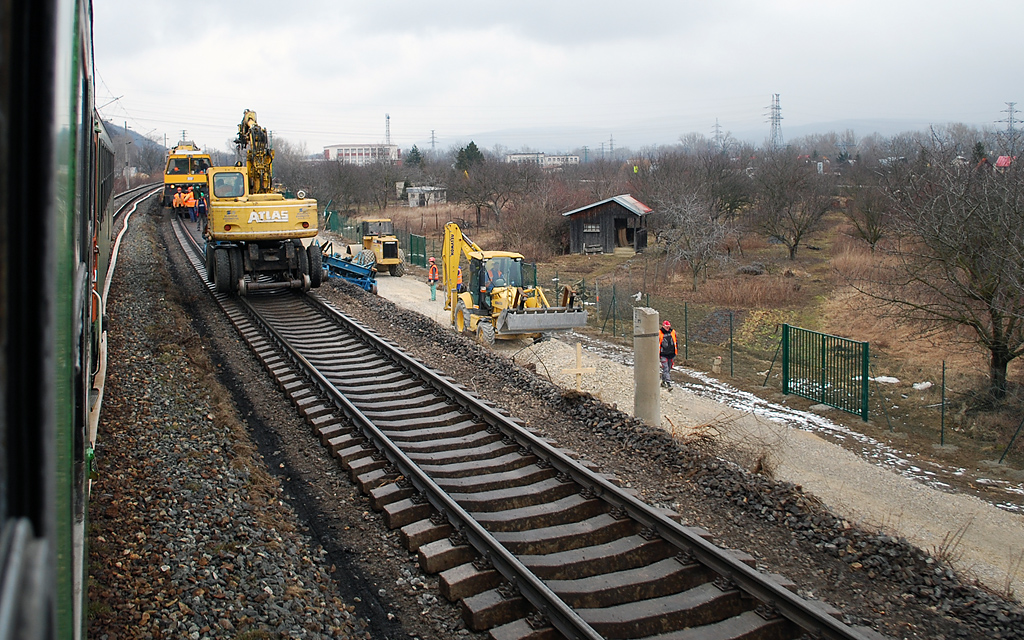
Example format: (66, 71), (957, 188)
(441, 222), (586, 344)
(204, 110), (321, 294)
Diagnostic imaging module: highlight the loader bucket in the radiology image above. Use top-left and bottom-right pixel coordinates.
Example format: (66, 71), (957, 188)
(495, 307), (588, 335)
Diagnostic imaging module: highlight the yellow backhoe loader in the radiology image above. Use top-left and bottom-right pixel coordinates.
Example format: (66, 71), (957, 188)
(441, 222), (586, 345)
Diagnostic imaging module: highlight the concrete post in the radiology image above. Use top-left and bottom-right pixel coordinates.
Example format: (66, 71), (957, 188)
(633, 307), (660, 426)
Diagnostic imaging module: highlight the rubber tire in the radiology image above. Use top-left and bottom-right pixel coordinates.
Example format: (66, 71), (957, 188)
(229, 248), (243, 290)
(477, 322), (495, 346)
(389, 261), (405, 277)
(204, 244), (214, 283)
(214, 249), (232, 293)
(308, 246), (323, 288)
(455, 301), (468, 334)
(295, 241), (309, 279)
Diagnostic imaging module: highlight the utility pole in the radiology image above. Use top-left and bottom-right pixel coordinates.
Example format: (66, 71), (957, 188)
(600, 142), (605, 159)
(998, 102), (1019, 155)
(181, 129), (187, 143)
(609, 134), (614, 156)
(712, 118), (723, 151)
(765, 94), (783, 150)
(430, 130), (436, 155)
(124, 121), (132, 189)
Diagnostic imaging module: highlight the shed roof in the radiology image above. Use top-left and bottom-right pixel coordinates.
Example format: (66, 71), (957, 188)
(996, 155), (1016, 168)
(561, 194), (653, 217)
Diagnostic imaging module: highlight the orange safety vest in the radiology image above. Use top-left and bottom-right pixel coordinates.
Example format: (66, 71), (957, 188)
(659, 328), (678, 358)
(427, 264), (439, 281)
(183, 192), (196, 207)
(456, 268), (462, 285)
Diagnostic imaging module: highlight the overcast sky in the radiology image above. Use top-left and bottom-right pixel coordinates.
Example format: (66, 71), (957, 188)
(94, 0), (1023, 155)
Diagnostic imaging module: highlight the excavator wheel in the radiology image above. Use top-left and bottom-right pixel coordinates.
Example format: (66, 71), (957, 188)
(477, 322), (495, 346)
(388, 261), (405, 277)
(308, 246), (323, 288)
(455, 301), (469, 334)
(213, 249), (232, 294)
(294, 240), (309, 278)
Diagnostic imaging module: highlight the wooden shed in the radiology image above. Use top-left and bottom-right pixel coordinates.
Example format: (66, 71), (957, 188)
(562, 194), (651, 254)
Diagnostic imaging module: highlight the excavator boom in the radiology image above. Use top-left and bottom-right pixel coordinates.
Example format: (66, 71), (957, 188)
(235, 109), (274, 194)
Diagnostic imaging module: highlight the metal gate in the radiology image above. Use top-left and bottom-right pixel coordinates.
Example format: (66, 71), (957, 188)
(782, 324), (869, 420)
(408, 234), (426, 267)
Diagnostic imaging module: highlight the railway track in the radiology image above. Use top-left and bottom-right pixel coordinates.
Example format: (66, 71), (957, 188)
(169, 213), (887, 640)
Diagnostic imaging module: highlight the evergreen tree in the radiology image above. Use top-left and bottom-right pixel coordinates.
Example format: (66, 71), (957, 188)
(406, 145), (422, 167)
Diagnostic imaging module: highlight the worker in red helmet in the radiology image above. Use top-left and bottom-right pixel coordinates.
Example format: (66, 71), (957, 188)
(427, 257), (439, 301)
(659, 320), (678, 390)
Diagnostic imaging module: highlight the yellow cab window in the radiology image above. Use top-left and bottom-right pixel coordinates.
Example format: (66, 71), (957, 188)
(213, 173), (245, 198)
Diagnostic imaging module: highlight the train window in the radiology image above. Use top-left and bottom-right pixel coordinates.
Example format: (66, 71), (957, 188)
(213, 173), (245, 198)
(191, 157), (210, 174)
(166, 158), (189, 174)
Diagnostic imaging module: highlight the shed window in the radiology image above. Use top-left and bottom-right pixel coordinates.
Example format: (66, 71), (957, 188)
(583, 223), (600, 233)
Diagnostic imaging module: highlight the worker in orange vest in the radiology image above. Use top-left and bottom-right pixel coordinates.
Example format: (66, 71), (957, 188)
(427, 257), (439, 301)
(183, 187), (197, 222)
(659, 320), (678, 390)
(172, 187), (183, 213)
(456, 267), (463, 293)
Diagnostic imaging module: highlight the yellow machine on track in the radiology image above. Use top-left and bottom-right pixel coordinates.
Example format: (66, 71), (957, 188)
(441, 222), (586, 344)
(204, 110), (321, 294)
(162, 141), (211, 207)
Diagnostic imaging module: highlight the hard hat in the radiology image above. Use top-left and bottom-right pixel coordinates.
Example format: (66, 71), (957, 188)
(663, 320), (671, 328)
(176, 187), (182, 191)
(428, 257), (435, 262)
(188, 186), (193, 190)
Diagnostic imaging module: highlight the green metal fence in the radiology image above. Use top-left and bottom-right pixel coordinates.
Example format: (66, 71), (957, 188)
(782, 324), (869, 420)
(408, 234), (426, 267)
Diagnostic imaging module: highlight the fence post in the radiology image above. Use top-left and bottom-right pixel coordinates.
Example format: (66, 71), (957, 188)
(941, 360), (946, 446)
(729, 311), (734, 377)
(819, 332), (827, 406)
(684, 302), (689, 360)
(861, 340), (870, 421)
(782, 323), (790, 395)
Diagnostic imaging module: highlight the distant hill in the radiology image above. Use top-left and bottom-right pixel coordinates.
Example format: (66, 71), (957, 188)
(419, 117), (988, 156)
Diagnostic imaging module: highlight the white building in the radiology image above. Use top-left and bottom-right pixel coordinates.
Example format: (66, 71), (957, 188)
(505, 152), (580, 168)
(324, 143), (401, 166)
(407, 186), (447, 207)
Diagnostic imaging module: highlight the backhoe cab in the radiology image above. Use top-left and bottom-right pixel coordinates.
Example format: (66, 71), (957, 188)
(442, 222), (586, 345)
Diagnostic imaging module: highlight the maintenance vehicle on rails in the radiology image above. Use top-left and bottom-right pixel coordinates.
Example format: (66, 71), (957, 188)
(162, 140), (212, 207)
(441, 222), (586, 345)
(204, 110), (322, 295)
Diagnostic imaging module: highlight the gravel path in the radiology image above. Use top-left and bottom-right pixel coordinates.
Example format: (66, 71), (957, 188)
(373, 268), (1024, 603)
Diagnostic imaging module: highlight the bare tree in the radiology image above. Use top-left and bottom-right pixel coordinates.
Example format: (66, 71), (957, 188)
(659, 193), (726, 291)
(867, 140), (1024, 399)
(749, 150), (834, 260)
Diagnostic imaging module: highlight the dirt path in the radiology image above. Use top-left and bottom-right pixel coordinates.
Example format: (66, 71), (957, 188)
(372, 270), (1024, 601)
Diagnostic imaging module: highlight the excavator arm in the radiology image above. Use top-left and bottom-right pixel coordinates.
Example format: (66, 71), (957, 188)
(234, 109), (274, 194)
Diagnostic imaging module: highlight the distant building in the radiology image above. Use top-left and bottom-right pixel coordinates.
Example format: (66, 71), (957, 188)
(324, 143), (401, 165)
(562, 194), (651, 254)
(408, 186), (447, 207)
(505, 152), (580, 168)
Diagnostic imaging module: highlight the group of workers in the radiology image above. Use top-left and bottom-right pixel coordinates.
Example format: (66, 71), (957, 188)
(171, 186), (207, 225)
